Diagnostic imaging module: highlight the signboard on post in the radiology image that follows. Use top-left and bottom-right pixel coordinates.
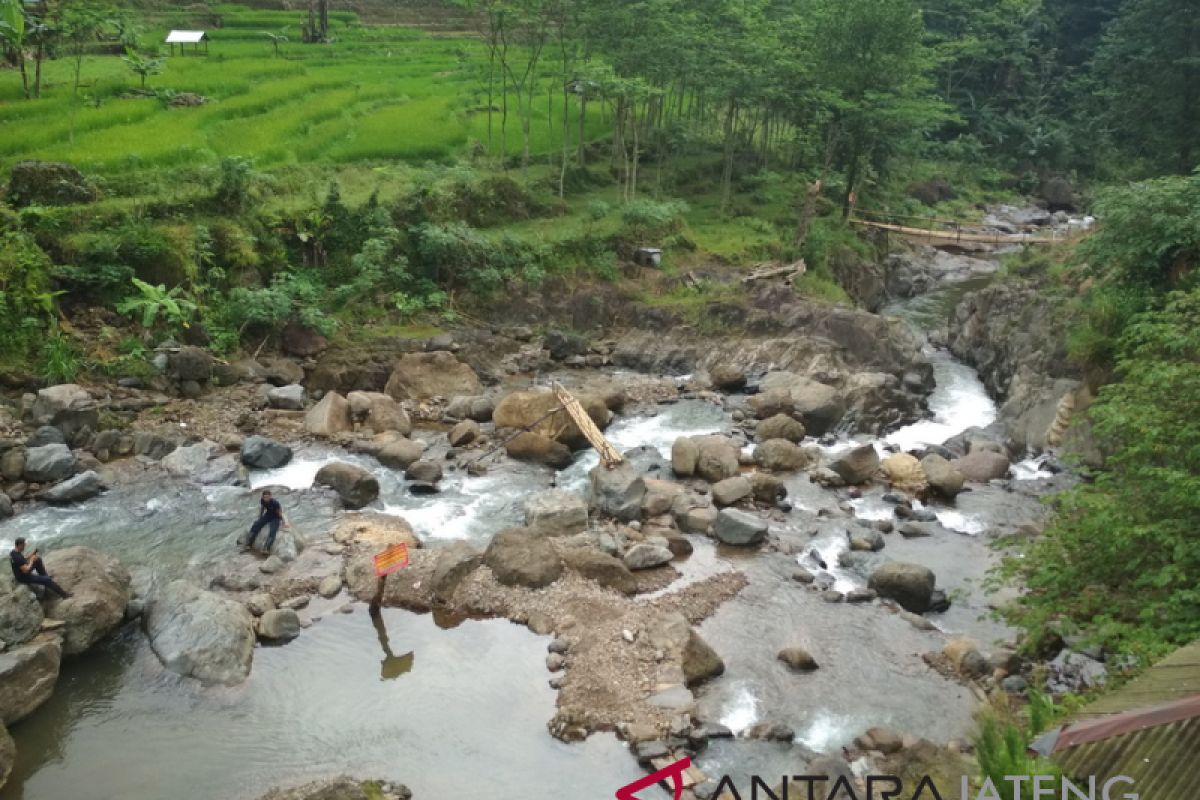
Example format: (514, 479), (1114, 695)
(373, 543), (410, 577)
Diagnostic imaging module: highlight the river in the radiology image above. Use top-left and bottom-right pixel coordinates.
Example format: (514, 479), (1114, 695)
(0, 250), (1062, 800)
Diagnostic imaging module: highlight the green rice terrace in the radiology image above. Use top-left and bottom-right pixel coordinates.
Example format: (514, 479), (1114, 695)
(0, 4), (608, 169)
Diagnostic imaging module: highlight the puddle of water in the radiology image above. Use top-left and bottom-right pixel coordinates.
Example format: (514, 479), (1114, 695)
(2, 611), (650, 800)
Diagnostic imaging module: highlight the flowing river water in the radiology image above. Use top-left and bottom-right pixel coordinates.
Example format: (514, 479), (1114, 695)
(0, 250), (1063, 800)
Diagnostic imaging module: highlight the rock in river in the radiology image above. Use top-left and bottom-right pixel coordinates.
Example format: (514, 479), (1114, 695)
(623, 543), (674, 571)
(22, 443), (77, 483)
(258, 609), (301, 642)
(0, 634), (61, 725)
(240, 436), (293, 470)
(830, 443), (880, 485)
(41, 546), (131, 655)
(484, 528), (563, 589)
(588, 462), (646, 522)
(143, 580), (256, 686)
(777, 647), (819, 672)
(314, 462), (380, 510)
(921, 453), (965, 497)
(0, 575), (43, 647)
(304, 391), (353, 436)
(868, 562), (936, 613)
(952, 449), (1011, 482)
(385, 351), (481, 401)
(38, 470), (104, 504)
(711, 476), (752, 507)
(524, 489), (589, 535)
(714, 508), (768, 546)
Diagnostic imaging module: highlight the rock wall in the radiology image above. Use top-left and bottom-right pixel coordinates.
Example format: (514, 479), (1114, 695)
(947, 280), (1092, 455)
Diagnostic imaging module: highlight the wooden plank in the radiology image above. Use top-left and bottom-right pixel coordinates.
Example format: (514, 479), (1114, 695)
(553, 383), (623, 468)
(850, 217), (1061, 245)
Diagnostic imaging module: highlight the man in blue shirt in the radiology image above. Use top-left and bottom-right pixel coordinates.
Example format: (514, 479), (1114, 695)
(9, 537), (71, 598)
(245, 490), (289, 552)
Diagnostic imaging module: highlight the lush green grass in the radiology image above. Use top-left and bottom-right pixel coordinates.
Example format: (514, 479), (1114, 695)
(0, 5), (606, 172)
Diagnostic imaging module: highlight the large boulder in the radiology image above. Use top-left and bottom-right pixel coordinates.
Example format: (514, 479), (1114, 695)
(162, 440), (220, 479)
(23, 443), (77, 483)
(8, 160), (98, 206)
(754, 439), (810, 472)
(671, 435), (738, 482)
(709, 365), (747, 391)
(0, 635), (61, 725)
(524, 490), (589, 535)
(27, 426), (65, 448)
(493, 389), (611, 449)
(314, 463), (380, 510)
(711, 476), (752, 507)
(0, 575), (43, 647)
(401, 461), (438, 486)
(240, 436), (293, 470)
(268, 384), (307, 411)
(881, 453), (927, 495)
(143, 581), (256, 685)
(373, 437), (424, 469)
(429, 542), (483, 604)
(484, 528), (562, 589)
(561, 548), (637, 595)
(347, 392), (412, 436)
(758, 373), (846, 436)
(168, 346), (213, 383)
(646, 612), (724, 686)
(714, 508), (768, 545)
(588, 462), (646, 522)
(952, 450), (1011, 482)
(280, 321), (329, 358)
(38, 470), (104, 504)
(385, 351), (481, 401)
(756, 414), (806, 443)
(921, 454), (964, 498)
(506, 433), (572, 469)
(305, 392), (353, 437)
(830, 444), (880, 485)
(41, 547), (131, 655)
(448, 420), (480, 447)
(446, 395), (495, 423)
(258, 609), (301, 642)
(868, 562), (936, 613)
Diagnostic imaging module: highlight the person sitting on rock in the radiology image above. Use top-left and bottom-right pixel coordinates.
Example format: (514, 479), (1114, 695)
(9, 537), (71, 599)
(244, 490), (289, 552)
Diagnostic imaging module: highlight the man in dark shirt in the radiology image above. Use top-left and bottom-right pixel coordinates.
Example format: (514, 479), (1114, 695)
(9, 537), (71, 598)
(245, 490), (288, 552)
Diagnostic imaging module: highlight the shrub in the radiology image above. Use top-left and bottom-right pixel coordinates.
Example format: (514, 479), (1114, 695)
(999, 289), (1200, 660)
(619, 198), (688, 241)
(40, 332), (84, 384)
(0, 229), (57, 358)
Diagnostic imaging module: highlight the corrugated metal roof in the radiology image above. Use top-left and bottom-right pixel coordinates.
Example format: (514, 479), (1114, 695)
(165, 30), (207, 43)
(1054, 715), (1200, 800)
(1043, 641), (1200, 800)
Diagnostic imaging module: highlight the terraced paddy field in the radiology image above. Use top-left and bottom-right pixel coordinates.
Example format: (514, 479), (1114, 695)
(0, 3), (607, 173)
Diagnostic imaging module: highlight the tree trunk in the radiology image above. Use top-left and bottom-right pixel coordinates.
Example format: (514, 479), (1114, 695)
(19, 51), (29, 99)
(719, 97), (738, 214)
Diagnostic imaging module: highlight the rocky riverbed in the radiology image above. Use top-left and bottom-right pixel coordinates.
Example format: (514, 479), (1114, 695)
(0, 208), (1100, 800)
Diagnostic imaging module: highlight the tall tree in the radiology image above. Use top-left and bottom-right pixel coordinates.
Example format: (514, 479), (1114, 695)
(1090, 0), (1200, 175)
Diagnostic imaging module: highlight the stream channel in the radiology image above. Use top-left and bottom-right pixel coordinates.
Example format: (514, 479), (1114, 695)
(0, 249), (1064, 800)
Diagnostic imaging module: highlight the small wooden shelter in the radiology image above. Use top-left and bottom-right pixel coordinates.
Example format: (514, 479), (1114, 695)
(165, 30), (210, 56)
